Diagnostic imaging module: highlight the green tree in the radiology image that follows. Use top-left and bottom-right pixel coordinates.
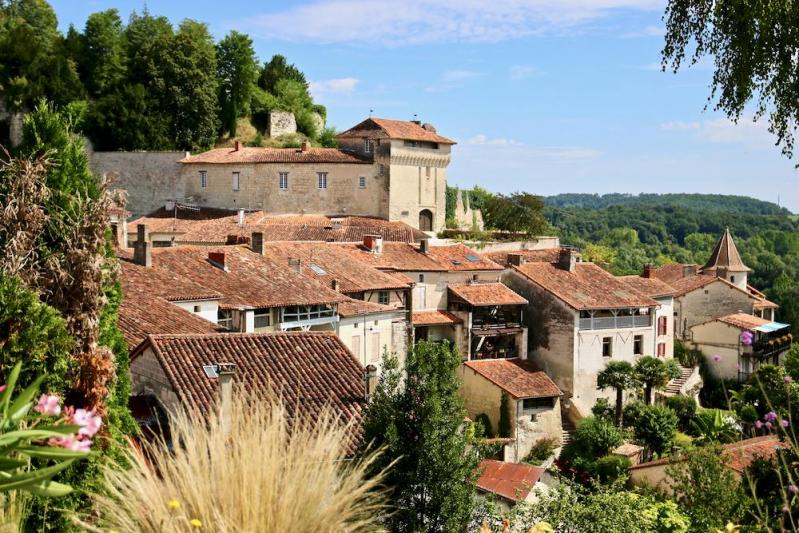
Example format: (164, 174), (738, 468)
(79, 9), (126, 97)
(483, 192), (549, 235)
(631, 404), (677, 457)
(662, 1), (799, 160)
(634, 356), (681, 405)
(597, 360), (637, 427)
(216, 30), (258, 136)
(362, 342), (481, 532)
(498, 392), (512, 438)
(666, 444), (748, 532)
(258, 54), (308, 94)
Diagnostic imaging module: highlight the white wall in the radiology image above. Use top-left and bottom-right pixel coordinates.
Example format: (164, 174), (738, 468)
(338, 312), (404, 373)
(172, 299), (219, 324)
(405, 270), (502, 311)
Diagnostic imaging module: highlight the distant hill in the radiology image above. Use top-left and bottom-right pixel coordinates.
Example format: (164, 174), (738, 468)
(544, 193), (792, 216)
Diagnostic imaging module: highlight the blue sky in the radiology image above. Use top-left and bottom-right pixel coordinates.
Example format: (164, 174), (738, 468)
(51, 1), (799, 211)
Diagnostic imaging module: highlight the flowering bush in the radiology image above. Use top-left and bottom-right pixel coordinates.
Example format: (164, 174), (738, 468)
(0, 362), (97, 497)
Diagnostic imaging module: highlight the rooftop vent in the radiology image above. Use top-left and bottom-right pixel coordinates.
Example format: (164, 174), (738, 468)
(363, 234), (384, 254)
(208, 251), (229, 272)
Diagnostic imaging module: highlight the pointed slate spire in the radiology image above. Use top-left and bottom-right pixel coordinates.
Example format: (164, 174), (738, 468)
(702, 228), (751, 273)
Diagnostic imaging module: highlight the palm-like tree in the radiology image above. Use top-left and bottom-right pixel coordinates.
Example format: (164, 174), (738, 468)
(597, 360), (637, 427)
(634, 356), (682, 405)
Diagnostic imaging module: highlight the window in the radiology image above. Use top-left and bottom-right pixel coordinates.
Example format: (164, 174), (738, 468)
(317, 172), (328, 189)
(419, 274), (425, 283)
(378, 291), (389, 305)
(602, 337), (613, 357)
(378, 164), (385, 176)
(279, 172), (288, 190)
(217, 310), (233, 330)
(658, 316), (668, 336)
(657, 343), (666, 357)
(371, 332), (381, 361)
(363, 138), (373, 153)
(425, 166), (431, 177)
(633, 335), (643, 356)
(232, 172), (240, 192)
(199, 170), (207, 189)
(309, 263), (326, 275)
(359, 176), (366, 189)
(193, 305), (201, 313)
(281, 304), (335, 324)
(523, 397), (554, 410)
(731, 276), (736, 283)
(254, 309), (271, 329)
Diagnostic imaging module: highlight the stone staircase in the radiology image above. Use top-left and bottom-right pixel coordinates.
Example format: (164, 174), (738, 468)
(561, 410), (576, 446)
(664, 365), (696, 396)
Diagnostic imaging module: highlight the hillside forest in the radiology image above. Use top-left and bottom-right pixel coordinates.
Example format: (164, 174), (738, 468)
(447, 188), (799, 329)
(0, 1), (333, 151)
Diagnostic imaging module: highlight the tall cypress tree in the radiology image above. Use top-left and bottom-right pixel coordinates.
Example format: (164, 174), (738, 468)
(216, 30), (258, 137)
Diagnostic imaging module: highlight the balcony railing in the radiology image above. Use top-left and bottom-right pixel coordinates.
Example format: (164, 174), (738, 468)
(578, 315), (652, 331)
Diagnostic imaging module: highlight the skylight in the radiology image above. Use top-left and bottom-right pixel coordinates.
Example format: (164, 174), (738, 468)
(465, 255), (480, 262)
(309, 263), (327, 275)
(202, 365), (218, 378)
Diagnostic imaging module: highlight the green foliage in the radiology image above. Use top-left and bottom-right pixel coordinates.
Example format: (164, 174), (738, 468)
(666, 444), (748, 532)
(562, 416), (623, 470)
(498, 392), (512, 438)
(597, 360), (637, 426)
(664, 396), (697, 432)
(258, 54), (308, 94)
(216, 31), (258, 136)
(361, 343), (481, 532)
(784, 343), (799, 381)
(591, 397), (615, 422)
(689, 408), (739, 444)
(318, 127), (338, 148)
(545, 193), (789, 215)
(672, 431), (693, 451)
(673, 341), (700, 368)
(474, 413), (493, 439)
(634, 356), (680, 405)
(630, 404), (678, 457)
(745, 447), (799, 529)
(523, 437), (558, 465)
(593, 454), (631, 484)
(483, 192), (549, 235)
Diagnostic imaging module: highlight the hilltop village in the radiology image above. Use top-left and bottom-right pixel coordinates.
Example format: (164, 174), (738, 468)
(99, 116), (790, 503)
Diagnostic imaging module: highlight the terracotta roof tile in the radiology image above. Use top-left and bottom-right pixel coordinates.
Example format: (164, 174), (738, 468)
(119, 295), (223, 351)
(484, 248), (562, 267)
(652, 263), (697, 284)
(136, 332), (365, 453)
(337, 117), (456, 145)
(337, 299), (400, 318)
(464, 358), (561, 399)
(334, 243), (446, 272)
(754, 299), (779, 309)
(476, 460), (545, 502)
(448, 283), (528, 307)
(513, 262), (658, 310)
(423, 244), (503, 272)
(703, 228), (751, 273)
(715, 313), (774, 330)
(412, 310), (463, 326)
(121, 258), (222, 302)
(667, 274), (718, 296)
(180, 147), (370, 165)
(618, 276), (677, 298)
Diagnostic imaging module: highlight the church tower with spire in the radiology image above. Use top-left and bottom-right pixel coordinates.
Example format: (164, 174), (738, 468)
(701, 228), (751, 290)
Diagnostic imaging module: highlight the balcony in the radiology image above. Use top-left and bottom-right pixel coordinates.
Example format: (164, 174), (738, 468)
(578, 315), (652, 331)
(472, 310), (522, 331)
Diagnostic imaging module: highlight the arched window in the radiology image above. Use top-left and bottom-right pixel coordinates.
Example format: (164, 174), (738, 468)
(419, 209), (433, 231)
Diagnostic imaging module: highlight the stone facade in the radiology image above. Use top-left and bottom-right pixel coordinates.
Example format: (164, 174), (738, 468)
(337, 311), (406, 373)
(674, 280), (758, 339)
(454, 190), (484, 231)
(89, 150), (186, 217)
(130, 346), (182, 414)
(267, 111), (297, 138)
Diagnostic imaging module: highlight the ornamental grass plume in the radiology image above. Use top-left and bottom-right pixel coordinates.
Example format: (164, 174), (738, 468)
(79, 392), (388, 532)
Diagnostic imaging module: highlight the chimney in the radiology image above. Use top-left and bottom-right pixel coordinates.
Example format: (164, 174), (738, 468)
(251, 232), (264, 255)
(682, 264), (698, 278)
(421, 123), (436, 132)
(234, 140), (241, 151)
(363, 364), (378, 402)
(133, 224), (152, 267)
(288, 258), (301, 272)
(508, 253), (525, 267)
(208, 251), (228, 271)
(419, 238), (429, 254)
(237, 208), (245, 226)
(558, 247), (578, 273)
(363, 235), (383, 254)
(643, 264), (655, 279)
(216, 362), (237, 436)
(331, 279), (340, 292)
(411, 119), (422, 126)
(300, 140), (309, 152)
(164, 199), (175, 212)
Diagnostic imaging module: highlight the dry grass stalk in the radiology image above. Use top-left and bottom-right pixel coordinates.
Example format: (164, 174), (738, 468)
(82, 392), (388, 532)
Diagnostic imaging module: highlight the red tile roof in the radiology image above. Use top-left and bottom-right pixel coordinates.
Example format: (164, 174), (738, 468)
(631, 435), (786, 474)
(423, 244), (503, 272)
(463, 358), (561, 399)
(703, 228), (751, 273)
(754, 298), (779, 309)
(119, 295), (223, 351)
(337, 299), (400, 318)
(179, 147), (370, 165)
(448, 283), (527, 307)
(412, 310), (463, 326)
(134, 332), (365, 453)
(667, 274), (718, 296)
(334, 242), (446, 272)
(618, 276), (677, 298)
(513, 262), (658, 310)
(484, 248), (562, 266)
(476, 460), (545, 503)
(651, 263), (698, 284)
(121, 258), (222, 302)
(714, 313), (774, 330)
(337, 117), (456, 145)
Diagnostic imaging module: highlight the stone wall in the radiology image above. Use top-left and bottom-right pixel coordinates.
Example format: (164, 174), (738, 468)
(267, 111), (297, 138)
(130, 346), (182, 414)
(89, 150), (186, 217)
(675, 280), (756, 339)
(454, 190), (484, 231)
(0, 100), (24, 147)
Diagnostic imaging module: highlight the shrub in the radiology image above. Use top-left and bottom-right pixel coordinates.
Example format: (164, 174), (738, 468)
(591, 397), (615, 422)
(82, 392), (386, 531)
(664, 395), (697, 432)
(690, 408), (740, 444)
(561, 416), (624, 474)
(672, 431), (693, 451)
(674, 340), (700, 367)
(498, 393), (512, 438)
(524, 437), (559, 465)
(593, 455), (631, 483)
(474, 413), (494, 438)
(631, 404), (678, 457)
(622, 400), (647, 429)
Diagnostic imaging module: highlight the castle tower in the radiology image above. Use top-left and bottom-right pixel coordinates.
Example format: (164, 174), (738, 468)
(701, 228), (751, 290)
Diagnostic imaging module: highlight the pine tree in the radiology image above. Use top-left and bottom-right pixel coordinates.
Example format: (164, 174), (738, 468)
(362, 342), (481, 532)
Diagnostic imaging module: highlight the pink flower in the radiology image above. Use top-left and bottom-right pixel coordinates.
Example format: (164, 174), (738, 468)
(71, 408), (102, 438)
(790, 484), (798, 494)
(766, 421), (774, 429)
(48, 435), (91, 453)
(786, 376), (794, 384)
(755, 420), (764, 429)
(34, 394), (61, 416)
(766, 411), (778, 422)
(712, 354), (721, 363)
(783, 420), (791, 428)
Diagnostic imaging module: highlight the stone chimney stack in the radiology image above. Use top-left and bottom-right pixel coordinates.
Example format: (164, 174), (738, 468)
(300, 140), (309, 152)
(234, 140), (241, 151)
(558, 247), (578, 273)
(133, 224), (151, 267)
(508, 253), (525, 267)
(682, 264), (698, 278)
(419, 238), (430, 254)
(331, 279), (340, 292)
(363, 235), (383, 254)
(364, 364), (377, 402)
(288, 258), (302, 272)
(251, 232), (264, 255)
(216, 362), (237, 436)
(643, 264), (655, 279)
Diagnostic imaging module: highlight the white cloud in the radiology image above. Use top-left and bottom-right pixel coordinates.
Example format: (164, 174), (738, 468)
(509, 64), (542, 80)
(621, 24), (664, 38)
(241, 0), (664, 46)
(463, 134), (600, 158)
(309, 77), (360, 98)
(425, 69), (483, 93)
(660, 117), (777, 148)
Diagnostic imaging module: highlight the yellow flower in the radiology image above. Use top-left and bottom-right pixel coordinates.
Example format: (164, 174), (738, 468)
(190, 518), (202, 528)
(168, 499), (180, 510)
